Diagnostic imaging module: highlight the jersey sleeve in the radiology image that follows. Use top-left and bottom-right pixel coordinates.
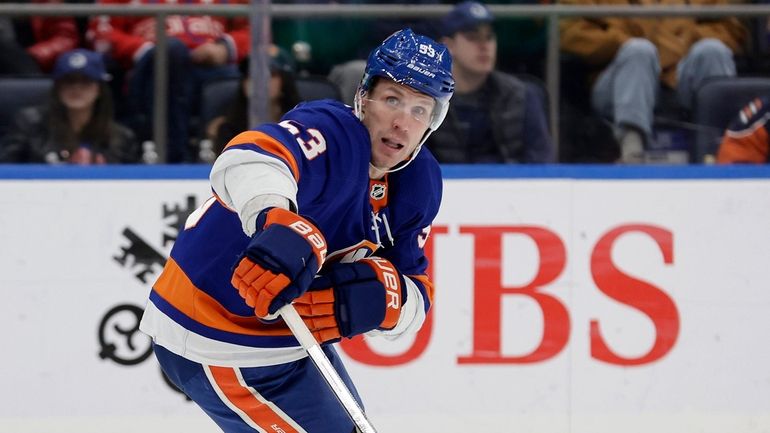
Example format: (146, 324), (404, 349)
(210, 101), (370, 235)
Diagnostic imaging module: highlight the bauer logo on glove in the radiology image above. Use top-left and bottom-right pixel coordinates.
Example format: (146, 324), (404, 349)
(231, 207), (327, 318)
(287, 220), (327, 259)
(366, 257), (401, 312)
(293, 256), (406, 344)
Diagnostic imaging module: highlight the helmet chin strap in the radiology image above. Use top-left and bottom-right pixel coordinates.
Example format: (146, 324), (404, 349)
(369, 153), (415, 177)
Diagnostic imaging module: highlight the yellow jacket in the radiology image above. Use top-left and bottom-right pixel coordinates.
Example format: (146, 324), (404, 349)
(559, 0), (747, 87)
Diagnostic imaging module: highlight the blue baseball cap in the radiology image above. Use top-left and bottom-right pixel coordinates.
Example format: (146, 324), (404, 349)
(441, 1), (494, 37)
(53, 49), (111, 82)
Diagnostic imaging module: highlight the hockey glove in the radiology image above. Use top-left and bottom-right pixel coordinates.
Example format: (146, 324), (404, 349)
(232, 207), (327, 318)
(293, 257), (405, 344)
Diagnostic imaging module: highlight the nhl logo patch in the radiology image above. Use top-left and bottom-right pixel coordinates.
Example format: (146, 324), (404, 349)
(370, 183), (387, 200)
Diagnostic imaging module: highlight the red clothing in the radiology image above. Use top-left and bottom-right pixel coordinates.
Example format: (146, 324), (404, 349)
(88, 0), (250, 68)
(27, 0), (80, 71)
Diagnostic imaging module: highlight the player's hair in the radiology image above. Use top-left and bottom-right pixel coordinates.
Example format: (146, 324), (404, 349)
(355, 28), (455, 172)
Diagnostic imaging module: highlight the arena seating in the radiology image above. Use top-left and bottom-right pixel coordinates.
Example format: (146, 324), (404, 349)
(692, 76), (770, 162)
(0, 76), (53, 138)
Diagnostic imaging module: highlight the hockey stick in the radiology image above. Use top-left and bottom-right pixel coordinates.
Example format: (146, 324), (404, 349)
(278, 304), (379, 433)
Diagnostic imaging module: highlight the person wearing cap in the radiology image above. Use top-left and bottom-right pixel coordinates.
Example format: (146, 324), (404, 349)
(204, 44), (302, 159)
(0, 48), (138, 164)
(559, 0), (746, 164)
(425, 1), (554, 164)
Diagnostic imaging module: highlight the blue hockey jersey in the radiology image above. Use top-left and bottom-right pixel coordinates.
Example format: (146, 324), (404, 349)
(140, 100), (443, 367)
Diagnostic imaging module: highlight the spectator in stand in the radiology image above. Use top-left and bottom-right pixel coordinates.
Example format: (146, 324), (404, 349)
(559, 0), (747, 164)
(88, 0), (250, 163)
(717, 96), (770, 163)
(204, 44), (301, 158)
(0, 49), (138, 164)
(0, 1), (80, 75)
(425, 1), (554, 163)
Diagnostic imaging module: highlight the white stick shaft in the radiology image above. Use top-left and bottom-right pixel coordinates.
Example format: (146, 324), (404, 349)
(279, 304), (379, 433)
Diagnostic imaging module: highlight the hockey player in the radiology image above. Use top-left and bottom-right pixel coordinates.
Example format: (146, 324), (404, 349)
(140, 28), (454, 432)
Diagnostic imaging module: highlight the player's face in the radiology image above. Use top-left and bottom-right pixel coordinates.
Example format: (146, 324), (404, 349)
(445, 24), (496, 76)
(362, 79), (435, 173)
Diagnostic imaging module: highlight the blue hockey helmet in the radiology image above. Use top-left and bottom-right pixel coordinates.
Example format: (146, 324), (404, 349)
(355, 28), (455, 136)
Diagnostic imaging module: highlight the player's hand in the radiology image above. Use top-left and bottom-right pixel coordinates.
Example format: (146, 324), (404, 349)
(232, 207), (327, 318)
(293, 257), (405, 344)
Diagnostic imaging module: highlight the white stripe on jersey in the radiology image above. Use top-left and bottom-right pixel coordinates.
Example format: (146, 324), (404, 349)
(140, 300), (307, 367)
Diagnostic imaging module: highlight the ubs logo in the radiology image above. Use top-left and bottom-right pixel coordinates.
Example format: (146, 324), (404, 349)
(98, 304), (152, 366)
(97, 194), (197, 398)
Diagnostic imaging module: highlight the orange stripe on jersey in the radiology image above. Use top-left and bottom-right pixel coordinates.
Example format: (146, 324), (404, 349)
(206, 366), (304, 433)
(224, 130), (300, 181)
(409, 274), (435, 305)
(154, 257), (294, 337)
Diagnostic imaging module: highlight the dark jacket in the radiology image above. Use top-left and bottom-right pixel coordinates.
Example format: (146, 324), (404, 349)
(0, 105), (139, 163)
(426, 71), (554, 163)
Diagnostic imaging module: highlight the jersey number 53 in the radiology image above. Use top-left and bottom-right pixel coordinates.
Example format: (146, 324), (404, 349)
(279, 120), (327, 160)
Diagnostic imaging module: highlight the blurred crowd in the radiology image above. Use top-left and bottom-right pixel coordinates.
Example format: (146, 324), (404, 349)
(0, 0), (768, 165)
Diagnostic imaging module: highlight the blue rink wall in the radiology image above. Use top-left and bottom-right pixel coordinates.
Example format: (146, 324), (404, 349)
(1, 164), (769, 433)
(1, 163), (770, 179)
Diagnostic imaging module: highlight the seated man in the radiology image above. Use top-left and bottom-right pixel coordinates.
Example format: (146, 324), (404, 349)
(559, 0), (746, 163)
(426, 1), (554, 163)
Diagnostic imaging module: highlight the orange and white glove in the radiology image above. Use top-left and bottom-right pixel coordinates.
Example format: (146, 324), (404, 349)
(293, 257), (405, 344)
(231, 207), (327, 318)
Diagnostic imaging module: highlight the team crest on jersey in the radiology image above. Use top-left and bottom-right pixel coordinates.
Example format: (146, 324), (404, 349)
(369, 179), (389, 213)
